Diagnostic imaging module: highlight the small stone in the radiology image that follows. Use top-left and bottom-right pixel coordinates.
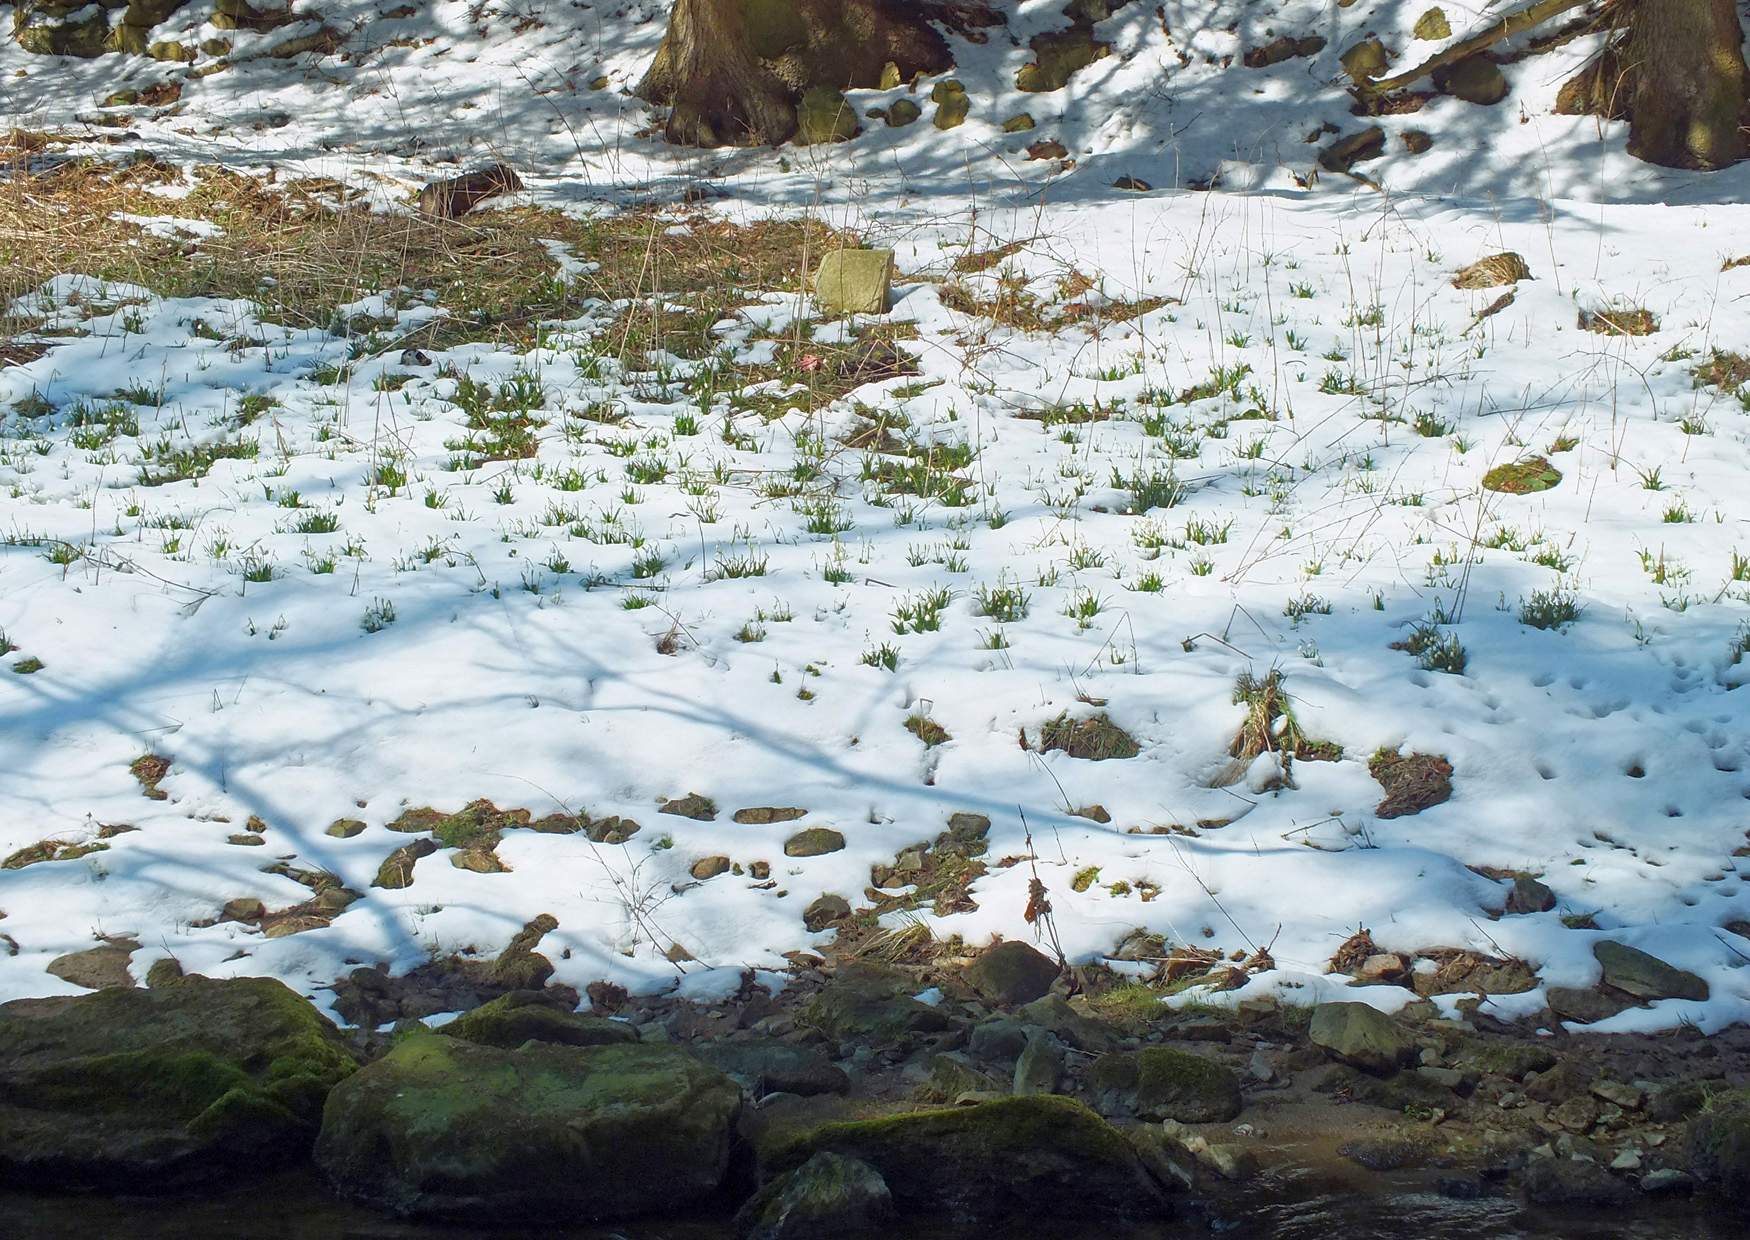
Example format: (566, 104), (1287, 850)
(1506, 876), (1556, 914)
(1417, 1066), (1466, 1090)
(803, 894), (851, 932)
(1401, 130), (1434, 154)
(734, 807), (808, 825)
(326, 818), (366, 839)
(930, 80), (969, 129)
(1199, 1143), (1257, 1181)
(1112, 176), (1152, 191)
(884, 98), (921, 127)
(1433, 57), (1508, 106)
(1640, 1168), (1694, 1194)
(813, 251), (894, 317)
(1610, 1149), (1642, 1171)
(1248, 1051), (1276, 1082)
(660, 793), (716, 821)
(784, 827), (847, 858)
(1550, 1096), (1599, 1133)
(691, 855), (731, 881)
(1002, 113), (1036, 132)
(220, 898), (265, 923)
(1547, 985), (1634, 1025)
(1027, 138), (1069, 161)
(1320, 127), (1386, 173)
(1591, 1080), (1644, 1110)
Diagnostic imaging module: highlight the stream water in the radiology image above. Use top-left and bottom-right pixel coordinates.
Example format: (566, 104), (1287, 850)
(0, 1167), (1736, 1239)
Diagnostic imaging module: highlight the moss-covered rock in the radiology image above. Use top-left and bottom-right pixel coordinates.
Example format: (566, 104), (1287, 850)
(801, 965), (952, 1042)
(15, 8), (113, 58)
(440, 992), (639, 1050)
(1309, 1001), (1413, 1075)
(796, 87), (858, 144)
(737, 1150), (893, 1239)
(1017, 26), (1108, 93)
(931, 79), (969, 129)
(0, 975), (356, 1189)
(694, 1037), (849, 1098)
(316, 1032), (741, 1220)
(763, 1095), (1168, 1224)
(1089, 1047), (1242, 1122)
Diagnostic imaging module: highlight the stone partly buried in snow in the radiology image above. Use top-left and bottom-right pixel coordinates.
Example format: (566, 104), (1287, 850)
(1320, 127), (1386, 174)
(1089, 1047), (1243, 1123)
(0, 975), (357, 1190)
(813, 250), (894, 316)
(1308, 1001), (1415, 1075)
(1434, 57), (1508, 105)
(961, 939), (1061, 1006)
(1593, 940), (1709, 1002)
(784, 826), (847, 857)
(762, 1095), (1170, 1224)
(737, 1151), (894, 1240)
(316, 1032), (741, 1221)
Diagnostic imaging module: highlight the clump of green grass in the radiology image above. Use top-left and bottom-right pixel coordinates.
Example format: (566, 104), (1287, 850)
(974, 581), (1030, 623)
(1518, 587), (1580, 630)
(1400, 622), (1467, 674)
(1482, 456), (1560, 495)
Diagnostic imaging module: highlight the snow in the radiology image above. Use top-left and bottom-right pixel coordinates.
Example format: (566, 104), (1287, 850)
(1, 1), (1748, 1032)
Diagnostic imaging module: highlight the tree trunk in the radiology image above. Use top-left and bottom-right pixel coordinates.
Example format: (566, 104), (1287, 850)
(637, 0), (958, 147)
(1625, 0), (1749, 168)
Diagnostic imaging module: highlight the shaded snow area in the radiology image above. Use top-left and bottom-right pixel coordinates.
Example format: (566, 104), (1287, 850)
(2, 0), (1750, 1033)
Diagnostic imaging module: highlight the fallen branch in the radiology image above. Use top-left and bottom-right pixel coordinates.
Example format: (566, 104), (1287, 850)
(1356, 0), (1591, 96)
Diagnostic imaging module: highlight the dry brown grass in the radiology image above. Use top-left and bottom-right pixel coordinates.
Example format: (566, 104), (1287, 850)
(1578, 305), (1658, 336)
(1451, 252), (1530, 289)
(1, 153), (852, 357)
(1369, 749), (1454, 818)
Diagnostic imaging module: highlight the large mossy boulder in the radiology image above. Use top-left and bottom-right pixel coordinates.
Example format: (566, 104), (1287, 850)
(1089, 1047), (1242, 1122)
(762, 1095), (1169, 1224)
(0, 975), (357, 1190)
(316, 1032), (742, 1221)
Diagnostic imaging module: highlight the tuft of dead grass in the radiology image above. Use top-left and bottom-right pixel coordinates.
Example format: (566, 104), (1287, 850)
(1578, 305), (1658, 336)
(1368, 749), (1454, 818)
(1451, 252), (1530, 289)
(1031, 711), (1140, 760)
(1, 155), (851, 358)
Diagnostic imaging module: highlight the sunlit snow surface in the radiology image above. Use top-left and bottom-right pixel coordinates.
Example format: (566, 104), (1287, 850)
(1, 0), (1748, 1030)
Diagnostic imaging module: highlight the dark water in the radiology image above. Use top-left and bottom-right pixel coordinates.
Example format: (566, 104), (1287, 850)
(0, 1169), (1736, 1239)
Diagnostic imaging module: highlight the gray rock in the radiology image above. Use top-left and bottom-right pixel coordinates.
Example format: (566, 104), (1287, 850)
(1522, 1155), (1632, 1206)
(1593, 941), (1709, 1002)
(1434, 57), (1508, 105)
(963, 940), (1060, 1006)
(1640, 1167), (1694, 1194)
(442, 992), (638, 1049)
(784, 828), (846, 858)
(761, 1095), (1167, 1224)
(1547, 985), (1635, 1025)
(695, 1038), (848, 1098)
(317, 1033), (741, 1220)
(737, 1151), (893, 1239)
(1014, 993), (1117, 1053)
(1506, 876), (1556, 914)
(802, 966), (952, 1042)
(969, 1017), (1031, 1062)
(803, 894), (851, 932)
(45, 938), (140, 990)
(1013, 1033), (1063, 1096)
(1308, 1002), (1413, 1075)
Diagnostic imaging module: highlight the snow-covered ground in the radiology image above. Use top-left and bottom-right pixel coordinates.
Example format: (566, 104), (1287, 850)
(3, 0), (1749, 1032)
